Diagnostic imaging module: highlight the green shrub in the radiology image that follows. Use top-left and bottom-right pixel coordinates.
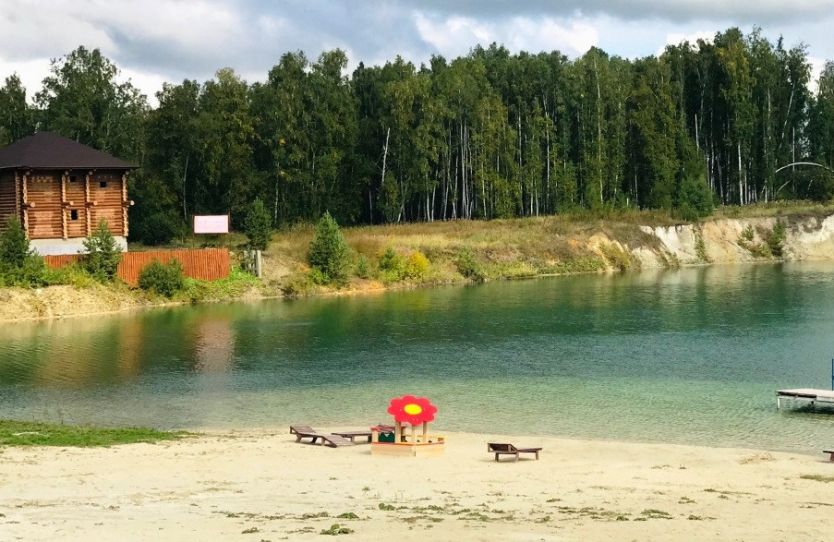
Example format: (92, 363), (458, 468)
(131, 211), (183, 246)
(737, 224), (775, 258)
(600, 243), (633, 272)
(695, 230), (710, 263)
(739, 225), (755, 243)
(82, 220), (122, 282)
(0, 217), (47, 287)
(308, 267), (329, 285)
(281, 273), (314, 298)
(455, 248), (486, 283)
(676, 170), (714, 221)
(180, 266), (259, 303)
(138, 260), (185, 297)
(2, 253), (48, 287)
(355, 254), (371, 279)
(43, 264), (96, 288)
(0, 216), (30, 269)
(244, 198), (272, 251)
(378, 247), (405, 281)
(307, 212), (351, 284)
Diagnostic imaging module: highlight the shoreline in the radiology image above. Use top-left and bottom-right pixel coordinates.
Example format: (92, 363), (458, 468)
(0, 268), (613, 324)
(0, 259), (801, 325)
(4, 207), (834, 324)
(2, 429), (832, 541)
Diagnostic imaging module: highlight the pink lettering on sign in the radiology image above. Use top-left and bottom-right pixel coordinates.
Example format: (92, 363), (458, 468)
(193, 215), (229, 234)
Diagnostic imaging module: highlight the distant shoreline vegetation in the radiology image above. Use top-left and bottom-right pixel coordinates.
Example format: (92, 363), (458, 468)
(0, 27), (832, 247)
(2, 203), (834, 323)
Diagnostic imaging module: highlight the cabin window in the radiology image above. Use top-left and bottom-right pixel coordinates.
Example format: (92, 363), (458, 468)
(70, 210), (79, 221)
(99, 181), (108, 188)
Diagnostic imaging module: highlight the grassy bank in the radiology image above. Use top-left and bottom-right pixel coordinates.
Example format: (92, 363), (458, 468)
(0, 420), (184, 447)
(263, 208), (681, 296)
(261, 201), (834, 297)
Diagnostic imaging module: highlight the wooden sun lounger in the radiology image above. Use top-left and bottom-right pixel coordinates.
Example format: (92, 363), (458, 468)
(334, 424), (398, 443)
(824, 449), (834, 462)
(487, 442), (542, 462)
(331, 430), (373, 443)
(289, 425), (355, 447)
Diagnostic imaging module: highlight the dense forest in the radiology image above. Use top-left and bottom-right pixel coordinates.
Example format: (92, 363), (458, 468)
(1, 27), (834, 244)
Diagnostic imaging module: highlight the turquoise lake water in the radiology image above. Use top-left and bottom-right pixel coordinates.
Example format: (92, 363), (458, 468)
(1, 263), (834, 453)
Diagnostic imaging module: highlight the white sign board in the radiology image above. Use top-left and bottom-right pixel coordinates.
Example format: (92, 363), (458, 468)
(193, 215), (229, 234)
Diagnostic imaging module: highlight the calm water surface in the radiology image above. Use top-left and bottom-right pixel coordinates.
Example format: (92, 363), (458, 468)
(1, 263), (834, 453)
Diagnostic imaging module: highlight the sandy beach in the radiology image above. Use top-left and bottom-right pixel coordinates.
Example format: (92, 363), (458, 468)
(1, 429), (832, 541)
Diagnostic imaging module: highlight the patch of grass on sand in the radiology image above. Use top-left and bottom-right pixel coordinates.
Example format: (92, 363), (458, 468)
(640, 509), (673, 519)
(320, 523), (354, 535)
(800, 474), (834, 483)
(0, 419), (184, 447)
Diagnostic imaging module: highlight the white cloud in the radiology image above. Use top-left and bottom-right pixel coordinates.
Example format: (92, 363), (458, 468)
(658, 31), (714, 56)
(0, 0), (244, 59)
(0, 54), (50, 102)
(0, 0), (252, 103)
(415, 14), (599, 58)
(809, 56), (826, 95)
(411, 0), (834, 23)
(1, 0), (833, 107)
(118, 67), (168, 106)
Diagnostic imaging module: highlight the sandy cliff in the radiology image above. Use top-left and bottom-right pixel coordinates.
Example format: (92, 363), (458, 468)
(632, 214), (834, 268)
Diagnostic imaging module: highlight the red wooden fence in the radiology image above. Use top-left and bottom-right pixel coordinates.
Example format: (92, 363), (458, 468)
(45, 248), (231, 286)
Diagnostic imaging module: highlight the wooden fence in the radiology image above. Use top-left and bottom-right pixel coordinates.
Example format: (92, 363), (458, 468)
(44, 248), (231, 286)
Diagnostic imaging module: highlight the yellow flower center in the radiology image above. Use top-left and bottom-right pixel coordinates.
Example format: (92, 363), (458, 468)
(403, 403), (423, 415)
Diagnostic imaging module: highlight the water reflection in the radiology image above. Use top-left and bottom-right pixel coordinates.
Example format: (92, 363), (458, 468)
(0, 262), (833, 452)
(193, 314), (235, 374)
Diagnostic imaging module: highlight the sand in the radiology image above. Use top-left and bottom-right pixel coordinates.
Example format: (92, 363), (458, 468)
(0, 429), (832, 541)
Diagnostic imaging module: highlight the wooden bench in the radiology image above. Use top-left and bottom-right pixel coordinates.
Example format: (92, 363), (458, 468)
(824, 449), (834, 462)
(488, 442), (542, 462)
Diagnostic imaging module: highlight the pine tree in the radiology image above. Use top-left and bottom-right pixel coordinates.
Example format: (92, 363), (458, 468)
(307, 212), (351, 284)
(82, 220), (122, 281)
(0, 217), (31, 269)
(244, 198), (272, 251)
(0, 217), (47, 287)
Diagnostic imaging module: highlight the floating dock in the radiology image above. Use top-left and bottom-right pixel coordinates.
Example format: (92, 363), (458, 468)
(776, 389), (834, 410)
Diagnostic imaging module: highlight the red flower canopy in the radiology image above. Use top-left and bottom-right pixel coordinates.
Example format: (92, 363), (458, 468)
(387, 395), (437, 426)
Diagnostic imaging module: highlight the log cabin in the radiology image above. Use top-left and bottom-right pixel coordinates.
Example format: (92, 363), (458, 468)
(0, 132), (136, 255)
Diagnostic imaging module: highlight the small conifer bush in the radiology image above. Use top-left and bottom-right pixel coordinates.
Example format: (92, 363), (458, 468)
(82, 220), (122, 282)
(0, 217), (47, 287)
(307, 212), (351, 284)
(244, 198), (272, 251)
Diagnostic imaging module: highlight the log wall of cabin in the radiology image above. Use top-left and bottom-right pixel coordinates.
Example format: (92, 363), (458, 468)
(0, 171), (19, 233)
(64, 172), (88, 238)
(27, 172), (63, 239)
(89, 172), (125, 236)
(11, 169), (129, 240)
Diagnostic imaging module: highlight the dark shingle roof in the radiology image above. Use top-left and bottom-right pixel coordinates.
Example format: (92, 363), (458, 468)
(0, 132), (136, 170)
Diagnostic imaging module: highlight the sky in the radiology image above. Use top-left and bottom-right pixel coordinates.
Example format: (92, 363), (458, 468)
(1, 0), (833, 105)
